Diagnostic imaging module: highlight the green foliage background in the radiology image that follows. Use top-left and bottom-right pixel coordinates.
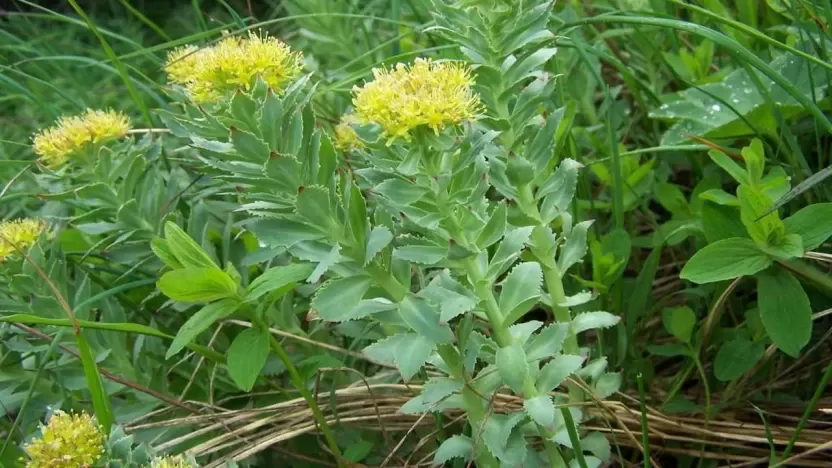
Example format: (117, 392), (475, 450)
(2, 0), (832, 467)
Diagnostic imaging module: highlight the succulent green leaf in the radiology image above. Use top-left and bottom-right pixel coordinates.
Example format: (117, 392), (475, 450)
(499, 262), (542, 325)
(312, 276), (373, 321)
(496, 344), (528, 393)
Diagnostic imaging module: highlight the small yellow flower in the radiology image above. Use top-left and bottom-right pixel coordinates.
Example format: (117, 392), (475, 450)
(351, 58), (481, 141)
(165, 31), (303, 103)
(32, 109), (130, 168)
(0, 218), (46, 262)
(23, 410), (104, 468)
(334, 120), (363, 151)
(149, 454), (197, 468)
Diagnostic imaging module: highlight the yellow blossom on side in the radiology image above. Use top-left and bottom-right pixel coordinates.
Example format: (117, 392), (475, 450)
(334, 121), (363, 151)
(32, 109), (130, 168)
(149, 455), (197, 468)
(351, 58), (480, 141)
(165, 31), (303, 103)
(0, 218), (46, 262)
(23, 410), (104, 468)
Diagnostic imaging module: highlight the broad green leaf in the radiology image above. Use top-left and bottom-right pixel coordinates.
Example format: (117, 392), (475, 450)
(537, 354), (583, 392)
(708, 150), (751, 186)
(594, 372), (622, 399)
(307, 244), (341, 283)
(339, 298), (397, 322)
(537, 158), (580, 206)
(570, 311), (620, 335)
(757, 268), (811, 358)
(761, 233), (803, 260)
(701, 203), (747, 243)
(581, 432), (611, 461)
(158, 268), (238, 302)
(365, 226), (393, 265)
(558, 220), (593, 273)
(345, 181), (368, 248)
(699, 189), (740, 206)
(655, 183), (689, 217)
(374, 178), (429, 206)
(741, 139), (765, 185)
(524, 395), (556, 428)
(167, 299), (239, 359)
(433, 435), (473, 465)
(151, 238), (183, 270)
(418, 273), (478, 323)
(496, 344), (528, 393)
(649, 48), (832, 146)
(680, 237), (772, 284)
(164, 221), (217, 269)
(738, 185), (785, 246)
(312, 276), (373, 321)
(227, 327), (270, 391)
(476, 202), (507, 250)
(249, 218), (326, 247)
(499, 262), (542, 325)
(508, 321), (543, 343)
(342, 440), (373, 463)
(392, 334), (434, 380)
(393, 244), (447, 265)
(559, 291), (593, 307)
(714, 337), (765, 381)
(401, 377), (464, 414)
(647, 343), (692, 357)
(661, 306), (696, 344)
(296, 186), (336, 233)
(481, 412), (528, 465)
(784, 203), (832, 251)
(525, 323), (569, 361)
(398, 296), (455, 344)
(245, 263), (314, 301)
(487, 226), (534, 279)
(231, 127), (270, 162)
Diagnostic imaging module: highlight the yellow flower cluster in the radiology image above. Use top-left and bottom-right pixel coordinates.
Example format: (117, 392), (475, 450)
(351, 58), (480, 141)
(149, 455), (196, 468)
(165, 31), (303, 103)
(32, 109), (130, 168)
(23, 410), (104, 468)
(0, 218), (46, 262)
(334, 121), (363, 151)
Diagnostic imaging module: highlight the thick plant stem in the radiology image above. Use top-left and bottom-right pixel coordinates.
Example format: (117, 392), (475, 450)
(544, 264), (578, 354)
(251, 315), (345, 467)
(464, 257), (566, 468)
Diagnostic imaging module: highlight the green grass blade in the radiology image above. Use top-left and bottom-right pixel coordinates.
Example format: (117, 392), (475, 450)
(0, 314), (225, 363)
(66, 0), (153, 127)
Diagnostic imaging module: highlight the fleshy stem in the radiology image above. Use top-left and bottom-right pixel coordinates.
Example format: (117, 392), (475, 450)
(464, 257), (567, 468)
(249, 313), (345, 467)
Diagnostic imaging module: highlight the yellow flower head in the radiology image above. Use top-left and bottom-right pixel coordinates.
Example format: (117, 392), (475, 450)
(0, 218), (46, 262)
(150, 455), (197, 468)
(165, 31), (303, 103)
(334, 119), (363, 151)
(351, 58), (481, 141)
(23, 410), (104, 468)
(32, 109), (130, 168)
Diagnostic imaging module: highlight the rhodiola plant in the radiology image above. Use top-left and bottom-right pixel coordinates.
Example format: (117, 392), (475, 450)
(681, 139), (832, 358)
(151, 3), (621, 467)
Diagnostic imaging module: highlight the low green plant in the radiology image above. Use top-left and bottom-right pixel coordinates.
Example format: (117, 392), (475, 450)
(681, 139), (832, 358)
